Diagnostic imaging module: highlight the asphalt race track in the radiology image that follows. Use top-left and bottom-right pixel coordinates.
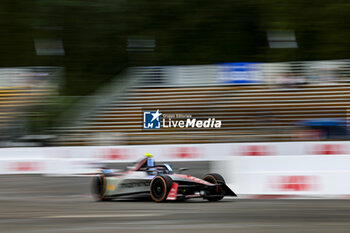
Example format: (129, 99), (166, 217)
(1, 162), (350, 233)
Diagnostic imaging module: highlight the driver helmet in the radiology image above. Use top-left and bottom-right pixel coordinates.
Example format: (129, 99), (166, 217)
(144, 152), (154, 167)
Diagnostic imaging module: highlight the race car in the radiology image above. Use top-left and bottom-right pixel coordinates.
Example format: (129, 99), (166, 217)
(91, 156), (236, 202)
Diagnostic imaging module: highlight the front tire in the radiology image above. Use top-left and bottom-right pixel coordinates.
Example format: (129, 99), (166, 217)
(150, 175), (173, 202)
(203, 173), (225, 201)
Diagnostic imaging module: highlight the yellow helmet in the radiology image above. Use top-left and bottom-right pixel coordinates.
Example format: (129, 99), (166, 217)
(144, 152), (153, 158)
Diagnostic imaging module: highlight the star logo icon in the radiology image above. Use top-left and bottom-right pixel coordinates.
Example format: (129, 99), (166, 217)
(143, 110), (162, 129)
(150, 109), (161, 122)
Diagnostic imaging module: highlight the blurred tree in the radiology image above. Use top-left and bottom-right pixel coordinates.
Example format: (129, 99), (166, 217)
(1, 0), (350, 95)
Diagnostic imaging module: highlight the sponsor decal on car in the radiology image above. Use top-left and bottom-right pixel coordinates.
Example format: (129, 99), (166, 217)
(174, 174), (212, 185)
(120, 180), (151, 189)
(166, 183), (179, 200)
(107, 184), (115, 191)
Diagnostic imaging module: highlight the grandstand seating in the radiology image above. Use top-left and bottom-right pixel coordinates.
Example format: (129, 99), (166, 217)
(0, 86), (52, 138)
(55, 83), (350, 146)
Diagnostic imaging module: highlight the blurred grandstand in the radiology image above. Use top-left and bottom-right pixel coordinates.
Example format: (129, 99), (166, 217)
(53, 60), (350, 146)
(0, 67), (61, 146)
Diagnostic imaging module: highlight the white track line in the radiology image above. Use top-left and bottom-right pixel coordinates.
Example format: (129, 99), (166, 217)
(41, 213), (162, 219)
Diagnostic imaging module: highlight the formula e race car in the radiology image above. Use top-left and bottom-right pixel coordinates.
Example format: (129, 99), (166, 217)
(91, 157), (236, 202)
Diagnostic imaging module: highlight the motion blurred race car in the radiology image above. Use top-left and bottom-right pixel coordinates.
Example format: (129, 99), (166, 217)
(91, 156), (236, 202)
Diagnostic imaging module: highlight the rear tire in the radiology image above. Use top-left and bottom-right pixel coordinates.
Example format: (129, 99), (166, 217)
(203, 173), (225, 201)
(150, 175), (173, 202)
(91, 174), (111, 201)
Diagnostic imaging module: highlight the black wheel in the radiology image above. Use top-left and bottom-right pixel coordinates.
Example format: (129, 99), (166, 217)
(203, 173), (225, 201)
(91, 174), (111, 201)
(150, 175), (173, 202)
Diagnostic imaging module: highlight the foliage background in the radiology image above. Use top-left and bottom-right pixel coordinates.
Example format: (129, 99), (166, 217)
(1, 0), (350, 95)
